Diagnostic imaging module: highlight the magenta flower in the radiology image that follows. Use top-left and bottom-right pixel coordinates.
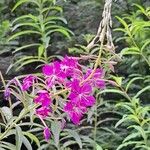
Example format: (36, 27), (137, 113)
(34, 90), (51, 107)
(60, 56), (79, 77)
(69, 80), (96, 107)
(42, 61), (60, 76)
(22, 75), (36, 91)
(4, 87), (11, 100)
(4, 78), (19, 100)
(85, 68), (105, 89)
(36, 106), (51, 118)
(43, 127), (51, 141)
(42, 61), (65, 88)
(64, 102), (87, 124)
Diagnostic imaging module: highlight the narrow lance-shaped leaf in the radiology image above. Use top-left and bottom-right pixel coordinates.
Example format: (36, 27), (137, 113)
(16, 125), (23, 150)
(8, 30), (41, 41)
(12, 14), (38, 25)
(66, 129), (82, 149)
(12, 0), (40, 11)
(23, 132), (40, 148)
(134, 86), (150, 99)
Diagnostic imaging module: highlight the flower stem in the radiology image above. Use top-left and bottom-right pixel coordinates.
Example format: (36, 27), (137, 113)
(94, 97), (98, 150)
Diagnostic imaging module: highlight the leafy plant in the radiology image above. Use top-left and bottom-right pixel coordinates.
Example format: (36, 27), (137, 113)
(115, 4), (150, 74)
(8, 0), (73, 71)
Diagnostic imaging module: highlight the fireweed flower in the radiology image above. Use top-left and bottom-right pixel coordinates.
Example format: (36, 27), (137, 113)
(85, 68), (105, 89)
(36, 106), (51, 118)
(60, 56), (79, 77)
(4, 78), (19, 100)
(34, 91), (52, 118)
(69, 79), (96, 107)
(42, 61), (66, 88)
(4, 87), (11, 100)
(64, 102), (87, 125)
(43, 127), (51, 141)
(22, 75), (36, 91)
(34, 90), (51, 107)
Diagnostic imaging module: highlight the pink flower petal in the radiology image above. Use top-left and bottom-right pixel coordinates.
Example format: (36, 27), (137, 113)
(43, 127), (51, 141)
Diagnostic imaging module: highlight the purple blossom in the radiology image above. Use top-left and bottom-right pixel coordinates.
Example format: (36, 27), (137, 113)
(60, 56), (79, 77)
(4, 87), (11, 100)
(4, 78), (19, 100)
(64, 102), (87, 125)
(43, 127), (51, 141)
(34, 90), (51, 107)
(85, 68), (105, 89)
(22, 75), (36, 91)
(36, 106), (51, 118)
(42, 61), (65, 88)
(69, 79), (96, 107)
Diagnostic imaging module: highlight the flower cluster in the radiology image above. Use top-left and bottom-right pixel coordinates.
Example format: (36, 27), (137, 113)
(4, 55), (106, 141)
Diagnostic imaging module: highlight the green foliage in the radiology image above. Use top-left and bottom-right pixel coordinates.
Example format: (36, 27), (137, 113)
(8, 0), (73, 71)
(112, 4), (150, 150)
(0, 21), (14, 55)
(116, 97), (150, 150)
(115, 4), (150, 73)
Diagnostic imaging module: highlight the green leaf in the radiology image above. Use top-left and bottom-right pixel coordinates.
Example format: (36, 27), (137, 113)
(127, 114), (140, 124)
(66, 129), (82, 149)
(45, 16), (67, 24)
(0, 142), (16, 150)
(12, 0), (39, 11)
(15, 58), (46, 71)
(23, 132), (40, 147)
(115, 16), (131, 36)
(121, 47), (140, 55)
(111, 75), (123, 86)
(63, 141), (77, 148)
(115, 115), (128, 128)
(3, 129), (16, 139)
(96, 144), (103, 150)
(22, 135), (33, 150)
(1, 107), (12, 122)
(42, 6), (63, 13)
(51, 121), (61, 148)
(45, 28), (72, 40)
(141, 118), (150, 126)
(12, 0), (30, 11)
(8, 30), (41, 41)
(133, 4), (147, 16)
(116, 103), (135, 114)
(126, 77), (144, 92)
(38, 45), (45, 58)
(13, 43), (40, 53)
(8, 56), (46, 71)
(135, 145), (150, 150)
(68, 47), (83, 54)
(12, 14), (38, 24)
(141, 39), (150, 53)
(123, 132), (141, 143)
(16, 125), (23, 150)
(117, 141), (143, 150)
(128, 125), (147, 142)
(114, 28), (126, 33)
(99, 89), (127, 99)
(134, 86), (150, 99)
(12, 23), (40, 31)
